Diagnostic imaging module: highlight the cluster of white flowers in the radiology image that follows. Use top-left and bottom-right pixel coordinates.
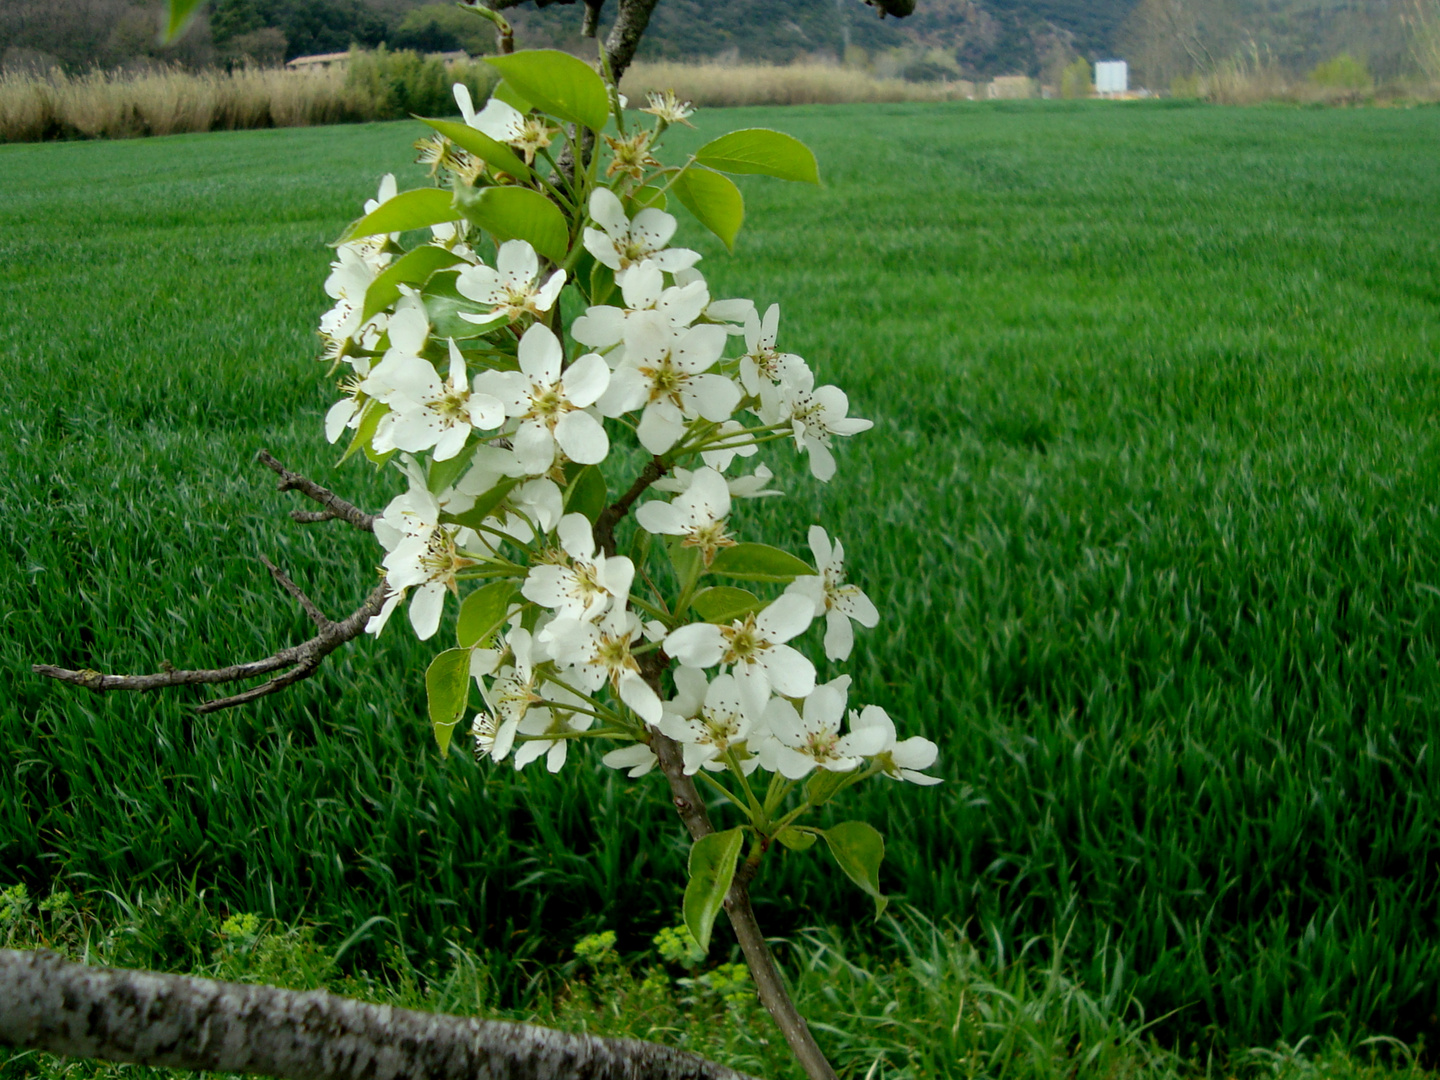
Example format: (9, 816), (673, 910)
(313, 83), (939, 806)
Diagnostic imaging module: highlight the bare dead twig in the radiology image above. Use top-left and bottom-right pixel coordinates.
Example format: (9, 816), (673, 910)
(256, 449), (375, 532)
(32, 453), (388, 713)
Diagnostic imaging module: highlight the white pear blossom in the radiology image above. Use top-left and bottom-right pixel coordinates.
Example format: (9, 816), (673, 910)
(653, 462), (779, 501)
(522, 512), (635, 621)
(362, 339), (505, 460)
(476, 627), (550, 762)
(762, 677), (888, 779)
(759, 371), (873, 482)
(379, 524), (475, 640)
(635, 467), (735, 566)
(601, 742), (658, 777)
(641, 89), (695, 126)
(674, 268), (754, 331)
(512, 684), (593, 772)
(596, 321), (740, 455)
(847, 706), (941, 785)
(541, 609), (664, 726)
(571, 261), (708, 351)
(659, 669), (759, 775)
(583, 189), (699, 282)
(786, 526), (879, 661)
(324, 357), (372, 444)
(456, 240), (565, 324)
(663, 593), (816, 718)
(740, 304), (808, 396)
(473, 325), (611, 474)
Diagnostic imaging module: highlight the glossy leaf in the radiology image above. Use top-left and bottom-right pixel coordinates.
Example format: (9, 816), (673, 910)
(709, 543), (813, 584)
(457, 581), (517, 649)
(683, 828), (745, 954)
(417, 117), (533, 180)
(456, 185), (569, 264)
(486, 50), (610, 131)
(422, 270), (507, 340)
(564, 465), (608, 524)
(670, 165), (744, 252)
(340, 188), (457, 243)
(823, 821), (888, 919)
(364, 246), (465, 321)
(691, 586), (763, 624)
(492, 80), (532, 114)
(696, 128), (820, 184)
(426, 648), (472, 757)
(339, 399), (386, 465)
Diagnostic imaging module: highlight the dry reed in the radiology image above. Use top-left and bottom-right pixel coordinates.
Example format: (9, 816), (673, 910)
(620, 60), (974, 108)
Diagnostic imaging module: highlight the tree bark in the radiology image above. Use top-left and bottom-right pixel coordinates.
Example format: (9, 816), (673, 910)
(0, 950), (756, 1080)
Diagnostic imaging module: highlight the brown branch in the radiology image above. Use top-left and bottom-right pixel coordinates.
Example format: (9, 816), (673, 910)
(602, 0), (660, 83)
(594, 456), (667, 557)
(0, 949), (757, 1080)
(33, 579), (390, 715)
(256, 450), (375, 532)
(260, 556), (328, 628)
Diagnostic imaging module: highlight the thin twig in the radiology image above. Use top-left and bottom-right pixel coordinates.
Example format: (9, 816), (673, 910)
(256, 450), (375, 532)
(33, 580), (390, 714)
(259, 556), (328, 628)
(594, 456), (666, 556)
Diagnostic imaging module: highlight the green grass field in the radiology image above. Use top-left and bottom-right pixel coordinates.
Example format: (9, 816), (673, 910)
(4, 99), (1440, 1076)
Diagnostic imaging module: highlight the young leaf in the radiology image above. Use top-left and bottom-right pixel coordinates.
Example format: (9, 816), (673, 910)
(822, 821), (888, 919)
(683, 828), (745, 954)
(564, 465), (609, 524)
(417, 117), (533, 181)
(776, 827), (817, 852)
(426, 648), (473, 757)
(363, 246), (465, 321)
(588, 259), (616, 307)
(695, 128), (820, 184)
(709, 543), (813, 584)
(339, 399), (387, 465)
(805, 767), (855, 808)
(340, 188), (457, 243)
(670, 165), (744, 252)
(427, 448), (474, 498)
(691, 586), (763, 624)
(456, 185), (569, 264)
(665, 536), (704, 595)
(486, 50), (611, 132)
(457, 581), (517, 649)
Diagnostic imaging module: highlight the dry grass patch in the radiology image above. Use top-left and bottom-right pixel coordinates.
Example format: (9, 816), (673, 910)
(621, 60), (973, 107)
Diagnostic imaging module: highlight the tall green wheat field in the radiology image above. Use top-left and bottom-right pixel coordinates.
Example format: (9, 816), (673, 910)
(4, 98), (1440, 1054)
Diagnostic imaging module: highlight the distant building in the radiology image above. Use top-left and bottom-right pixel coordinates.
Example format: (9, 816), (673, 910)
(286, 49), (469, 71)
(1094, 60), (1128, 96)
(987, 75), (1035, 100)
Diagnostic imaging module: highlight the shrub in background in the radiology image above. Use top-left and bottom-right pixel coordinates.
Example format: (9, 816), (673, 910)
(1309, 52), (1372, 90)
(1060, 56), (1092, 98)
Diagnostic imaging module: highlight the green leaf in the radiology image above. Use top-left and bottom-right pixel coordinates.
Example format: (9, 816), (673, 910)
(426, 648), (472, 757)
(417, 117), (533, 180)
(683, 828), (745, 954)
(340, 188), (457, 243)
(628, 182), (668, 213)
(492, 80), (532, 114)
(822, 821), (888, 919)
(709, 543), (814, 584)
(422, 270), (507, 340)
(457, 581), (517, 649)
(776, 827), (817, 852)
(427, 447), (474, 497)
(588, 259), (615, 307)
(486, 50), (611, 131)
(165, 0), (204, 40)
(805, 768), (854, 808)
(446, 476), (521, 530)
(691, 586), (763, 624)
(665, 536), (704, 594)
(455, 185), (569, 264)
(670, 165), (744, 252)
(363, 246), (465, 321)
(695, 128), (820, 184)
(564, 465), (609, 524)
(339, 399), (387, 465)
